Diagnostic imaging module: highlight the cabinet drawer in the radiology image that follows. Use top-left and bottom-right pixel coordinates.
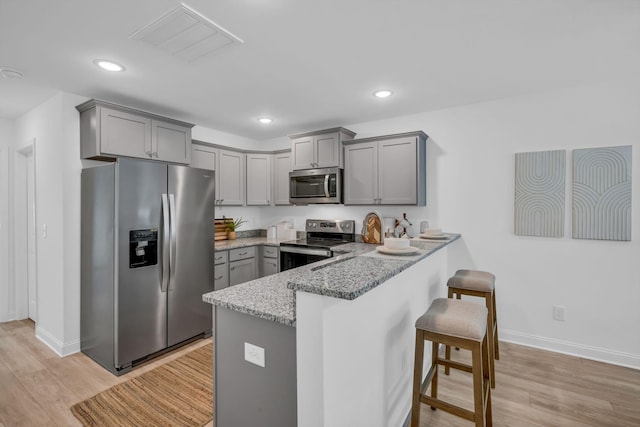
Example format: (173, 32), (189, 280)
(214, 264), (229, 290)
(263, 246), (279, 258)
(214, 251), (228, 265)
(229, 246), (256, 262)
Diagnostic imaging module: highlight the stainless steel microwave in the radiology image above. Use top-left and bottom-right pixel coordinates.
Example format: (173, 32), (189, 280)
(289, 167), (343, 204)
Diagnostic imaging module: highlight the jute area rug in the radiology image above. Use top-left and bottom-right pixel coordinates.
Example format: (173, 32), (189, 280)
(71, 345), (213, 426)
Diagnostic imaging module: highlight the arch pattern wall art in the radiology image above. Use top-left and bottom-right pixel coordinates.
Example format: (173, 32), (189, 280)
(514, 150), (566, 237)
(572, 145), (632, 241)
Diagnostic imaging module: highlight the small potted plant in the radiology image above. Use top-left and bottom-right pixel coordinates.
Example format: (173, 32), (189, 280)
(224, 216), (247, 240)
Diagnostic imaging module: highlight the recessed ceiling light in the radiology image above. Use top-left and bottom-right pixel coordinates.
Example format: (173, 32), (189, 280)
(0, 67), (24, 79)
(257, 117), (273, 124)
(93, 59), (126, 72)
(373, 89), (393, 98)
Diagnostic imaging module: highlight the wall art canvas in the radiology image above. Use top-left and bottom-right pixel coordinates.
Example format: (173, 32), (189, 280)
(514, 150), (566, 237)
(572, 145), (632, 241)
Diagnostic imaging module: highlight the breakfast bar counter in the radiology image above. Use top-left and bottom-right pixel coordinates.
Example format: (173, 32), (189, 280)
(203, 234), (463, 427)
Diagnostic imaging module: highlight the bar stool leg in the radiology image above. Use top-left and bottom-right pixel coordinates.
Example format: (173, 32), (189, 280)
(431, 341), (439, 409)
(492, 289), (499, 360)
(444, 288), (454, 375)
(482, 334), (492, 426)
(411, 331), (424, 427)
(485, 292), (496, 389)
(471, 339), (486, 427)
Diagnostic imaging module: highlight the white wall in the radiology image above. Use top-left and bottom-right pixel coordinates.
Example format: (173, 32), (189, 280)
(0, 118), (14, 322)
(342, 79), (639, 367)
(13, 92), (88, 355)
(242, 80), (640, 367)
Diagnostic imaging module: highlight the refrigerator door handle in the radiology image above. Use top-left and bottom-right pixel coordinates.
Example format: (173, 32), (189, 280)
(168, 194), (177, 291)
(161, 194), (170, 293)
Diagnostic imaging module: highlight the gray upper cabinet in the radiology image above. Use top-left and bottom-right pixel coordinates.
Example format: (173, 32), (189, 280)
(76, 99), (193, 163)
(246, 153), (272, 206)
(273, 151), (292, 205)
(290, 127), (356, 170)
(344, 131), (427, 206)
(218, 149), (245, 206)
(190, 143), (245, 206)
(191, 143), (217, 171)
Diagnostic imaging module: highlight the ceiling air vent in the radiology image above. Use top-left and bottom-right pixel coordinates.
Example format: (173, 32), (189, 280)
(129, 2), (244, 62)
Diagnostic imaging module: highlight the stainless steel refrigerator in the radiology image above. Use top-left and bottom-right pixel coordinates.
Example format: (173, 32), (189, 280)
(80, 158), (215, 375)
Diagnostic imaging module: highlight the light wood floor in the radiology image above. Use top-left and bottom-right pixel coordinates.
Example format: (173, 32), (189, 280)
(1, 319), (639, 427)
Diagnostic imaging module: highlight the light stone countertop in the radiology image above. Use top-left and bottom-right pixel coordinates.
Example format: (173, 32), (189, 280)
(214, 236), (292, 250)
(203, 234), (461, 326)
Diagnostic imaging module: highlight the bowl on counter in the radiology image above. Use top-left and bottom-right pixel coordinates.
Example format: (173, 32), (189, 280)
(384, 237), (410, 250)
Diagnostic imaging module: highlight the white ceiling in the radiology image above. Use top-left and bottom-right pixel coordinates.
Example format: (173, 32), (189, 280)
(1, 0), (639, 140)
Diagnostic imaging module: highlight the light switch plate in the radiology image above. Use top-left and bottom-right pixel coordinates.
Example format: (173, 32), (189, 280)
(244, 342), (265, 367)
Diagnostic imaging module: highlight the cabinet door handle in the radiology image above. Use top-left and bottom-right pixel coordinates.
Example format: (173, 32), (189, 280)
(153, 152), (158, 158)
(230, 266), (235, 271)
(238, 251), (248, 256)
(215, 275), (223, 280)
(215, 256), (223, 260)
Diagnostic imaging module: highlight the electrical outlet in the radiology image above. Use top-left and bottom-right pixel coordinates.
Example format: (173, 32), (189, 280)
(244, 342), (265, 367)
(553, 305), (566, 321)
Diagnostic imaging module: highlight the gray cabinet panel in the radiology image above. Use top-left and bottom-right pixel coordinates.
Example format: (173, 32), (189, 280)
(315, 133), (339, 168)
(378, 138), (417, 204)
(263, 246), (278, 258)
(214, 250), (228, 265)
(218, 149), (245, 205)
(344, 142), (378, 204)
(229, 258), (257, 286)
(291, 136), (314, 170)
(215, 307), (296, 427)
(153, 120), (191, 164)
(273, 152), (291, 205)
(214, 264), (229, 290)
(101, 107), (151, 158)
(262, 257), (278, 277)
(191, 144), (217, 171)
(246, 154), (272, 206)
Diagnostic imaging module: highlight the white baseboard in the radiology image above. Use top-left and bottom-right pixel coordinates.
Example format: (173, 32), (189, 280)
(500, 329), (640, 370)
(35, 326), (80, 357)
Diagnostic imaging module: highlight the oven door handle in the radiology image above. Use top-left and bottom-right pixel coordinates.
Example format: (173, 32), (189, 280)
(324, 174), (330, 198)
(280, 246), (332, 257)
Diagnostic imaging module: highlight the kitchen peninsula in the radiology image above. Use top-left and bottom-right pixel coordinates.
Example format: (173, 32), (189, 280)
(203, 234), (461, 427)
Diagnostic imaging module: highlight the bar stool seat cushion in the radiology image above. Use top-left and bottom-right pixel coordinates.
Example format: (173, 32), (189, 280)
(415, 298), (488, 341)
(447, 269), (495, 291)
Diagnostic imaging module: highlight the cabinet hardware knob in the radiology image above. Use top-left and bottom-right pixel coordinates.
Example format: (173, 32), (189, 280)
(230, 267), (235, 271)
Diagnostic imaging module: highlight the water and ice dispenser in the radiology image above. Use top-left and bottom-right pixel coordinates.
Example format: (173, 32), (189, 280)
(129, 229), (158, 268)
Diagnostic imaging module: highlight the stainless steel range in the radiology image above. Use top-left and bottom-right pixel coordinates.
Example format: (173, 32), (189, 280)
(280, 219), (356, 271)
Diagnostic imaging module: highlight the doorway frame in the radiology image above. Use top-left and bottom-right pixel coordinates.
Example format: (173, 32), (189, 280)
(15, 139), (38, 322)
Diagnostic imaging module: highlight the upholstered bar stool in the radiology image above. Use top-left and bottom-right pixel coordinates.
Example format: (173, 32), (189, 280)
(446, 269), (498, 389)
(411, 298), (492, 427)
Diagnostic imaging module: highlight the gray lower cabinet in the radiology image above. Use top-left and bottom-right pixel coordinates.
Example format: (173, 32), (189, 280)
(229, 247), (257, 286)
(76, 99), (193, 163)
(344, 131), (427, 206)
(215, 307), (296, 427)
(261, 246), (279, 277)
(214, 251), (229, 290)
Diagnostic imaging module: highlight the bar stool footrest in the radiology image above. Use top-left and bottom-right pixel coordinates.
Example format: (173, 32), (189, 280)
(420, 396), (475, 422)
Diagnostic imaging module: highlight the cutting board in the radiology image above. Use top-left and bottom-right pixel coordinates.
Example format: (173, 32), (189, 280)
(362, 213), (382, 244)
(214, 218), (233, 241)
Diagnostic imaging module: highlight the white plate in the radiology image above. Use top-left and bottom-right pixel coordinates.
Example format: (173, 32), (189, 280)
(376, 246), (419, 255)
(419, 234), (448, 240)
